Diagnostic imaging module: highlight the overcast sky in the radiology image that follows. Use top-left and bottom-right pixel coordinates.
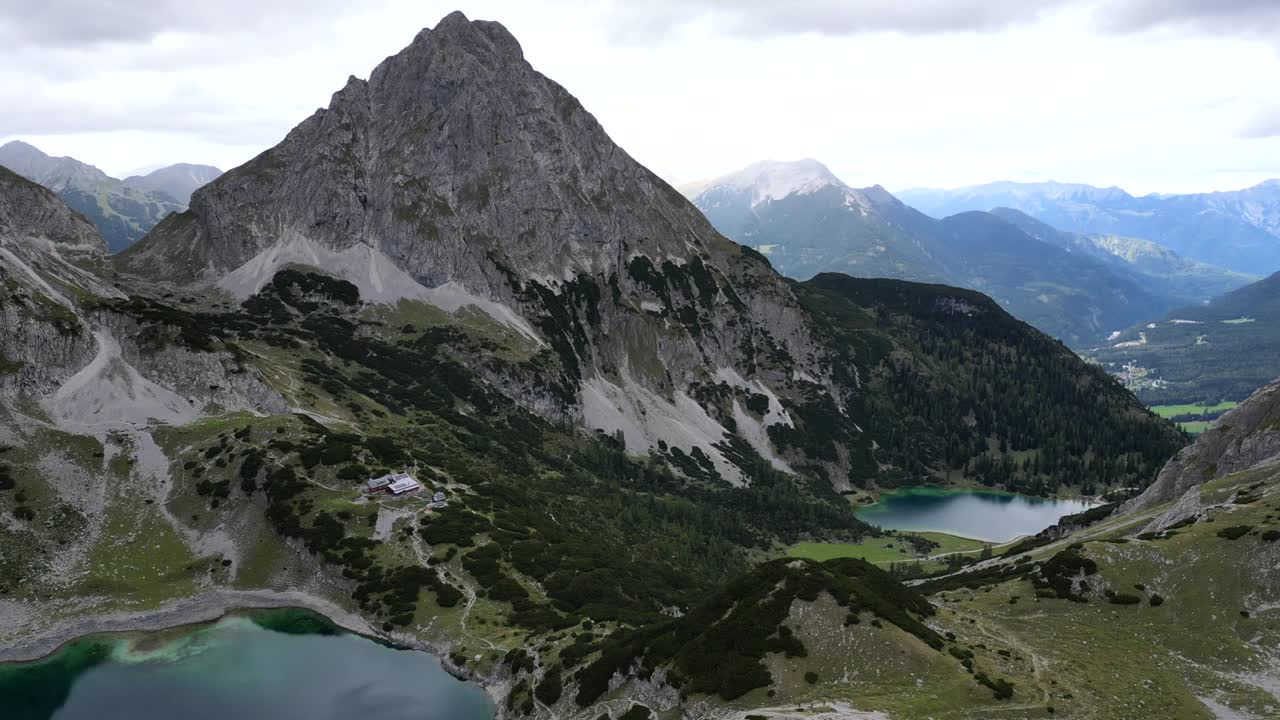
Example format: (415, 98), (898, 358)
(2, 0), (1278, 194)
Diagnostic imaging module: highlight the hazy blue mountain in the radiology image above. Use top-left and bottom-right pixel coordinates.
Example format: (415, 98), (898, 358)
(123, 163), (222, 204)
(898, 180), (1280, 274)
(990, 207), (1257, 306)
(691, 161), (1181, 347)
(0, 140), (216, 252)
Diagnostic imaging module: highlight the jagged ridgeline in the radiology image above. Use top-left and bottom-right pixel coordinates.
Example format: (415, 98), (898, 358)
(0, 10), (1185, 718)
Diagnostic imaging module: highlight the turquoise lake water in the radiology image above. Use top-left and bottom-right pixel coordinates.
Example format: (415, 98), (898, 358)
(855, 487), (1094, 542)
(1, 610), (494, 720)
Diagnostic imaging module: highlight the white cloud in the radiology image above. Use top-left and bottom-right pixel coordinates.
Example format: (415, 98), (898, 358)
(0, 0), (1277, 194)
(1240, 107), (1280, 139)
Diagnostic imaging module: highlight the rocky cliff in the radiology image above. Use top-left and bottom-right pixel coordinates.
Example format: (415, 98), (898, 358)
(118, 11), (834, 484)
(1124, 377), (1280, 527)
(0, 165), (283, 413)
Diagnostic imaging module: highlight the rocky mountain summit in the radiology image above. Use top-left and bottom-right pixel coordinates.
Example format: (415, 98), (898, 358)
(115, 14), (1184, 490)
(118, 11), (834, 483)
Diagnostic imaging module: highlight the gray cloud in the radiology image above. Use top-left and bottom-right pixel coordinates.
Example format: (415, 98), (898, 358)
(1240, 108), (1280, 139)
(1102, 0), (1280, 35)
(0, 0), (381, 150)
(605, 0), (1280, 40)
(0, 86), (291, 142)
(607, 0), (1074, 40)
(0, 0), (364, 48)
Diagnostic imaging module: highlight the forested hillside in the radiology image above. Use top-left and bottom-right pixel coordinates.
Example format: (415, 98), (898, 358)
(795, 274), (1184, 496)
(1091, 271), (1280, 406)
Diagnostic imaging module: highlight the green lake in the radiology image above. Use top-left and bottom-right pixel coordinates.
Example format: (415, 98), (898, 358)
(856, 487), (1094, 542)
(1, 609), (494, 720)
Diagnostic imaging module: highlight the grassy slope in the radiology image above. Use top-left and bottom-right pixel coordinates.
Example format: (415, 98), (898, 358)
(912, 461), (1280, 719)
(1151, 401), (1240, 418)
(787, 533), (989, 564)
(727, 460), (1277, 719)
(1151, 402), (1239, 434)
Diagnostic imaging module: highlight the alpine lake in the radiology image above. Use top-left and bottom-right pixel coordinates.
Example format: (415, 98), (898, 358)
(1, 609), (494, 720)
(855, 487), (1095, 543)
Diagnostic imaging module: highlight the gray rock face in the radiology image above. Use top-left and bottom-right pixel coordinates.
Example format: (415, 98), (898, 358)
(0, 166), (106, 257)
(1124, 378), (1280, 515)
(0, 167), (107, 398)
(118, 11), (832, 480)
(123, 12), (736, 291)
(0, 166), (284, 419)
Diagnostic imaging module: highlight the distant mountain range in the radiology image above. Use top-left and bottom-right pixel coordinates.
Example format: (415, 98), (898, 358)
(123, 163), (223, 204)
(688, 160), (1253, 348)
(0, 140), (221, 252)
(1091, 270), (1280, 406)
(898, 179), (1280, 275)
(990, 208), (1255, 309)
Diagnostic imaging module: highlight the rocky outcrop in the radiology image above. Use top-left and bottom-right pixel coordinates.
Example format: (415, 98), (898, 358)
(0, 167), (109, 398)
(117, 11), (832, 483)
(0, 165), (106, 257)
(1124, 378), (1280, 516)
(0, 168), (285, 421)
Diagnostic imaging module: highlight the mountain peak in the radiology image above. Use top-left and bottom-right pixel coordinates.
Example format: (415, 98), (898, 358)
(707, 159), (845, 206)
(0, 139), (47, 158)
(396, 11), (525, 71)
(143, 10), (716, 296)
(122, 163), (223, 204)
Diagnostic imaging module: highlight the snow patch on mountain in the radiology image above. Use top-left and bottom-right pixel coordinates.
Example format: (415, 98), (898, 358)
(712, 159), (843, 207)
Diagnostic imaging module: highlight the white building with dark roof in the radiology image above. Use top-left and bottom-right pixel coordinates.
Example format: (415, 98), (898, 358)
(367, 472), (421, 495)
(386, 473), (422, 495)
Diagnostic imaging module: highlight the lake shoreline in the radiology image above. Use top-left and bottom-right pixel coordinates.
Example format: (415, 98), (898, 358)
(0, 588), (505, 713)
(0, 589), (378, 666)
